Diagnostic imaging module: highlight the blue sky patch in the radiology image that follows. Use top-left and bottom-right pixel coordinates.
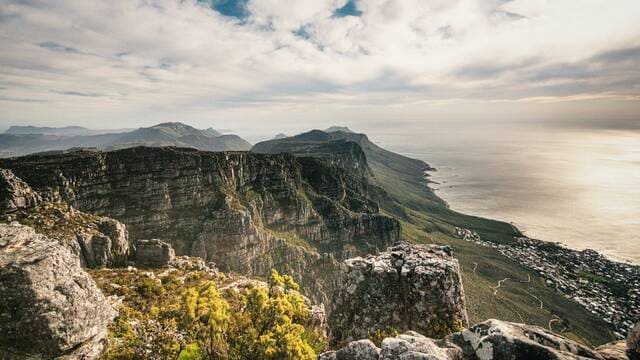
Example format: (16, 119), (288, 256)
(199, 0), (249, 20)
(333, 0), (362, 17)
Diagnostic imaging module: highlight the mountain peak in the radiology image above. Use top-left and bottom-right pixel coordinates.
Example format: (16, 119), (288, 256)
(324, 126), (354, 133)
(149, 122), (195, 130)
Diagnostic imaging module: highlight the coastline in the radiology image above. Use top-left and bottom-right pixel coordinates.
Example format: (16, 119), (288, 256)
(421, 164), (639, 266)
(417, 166), (638, 338)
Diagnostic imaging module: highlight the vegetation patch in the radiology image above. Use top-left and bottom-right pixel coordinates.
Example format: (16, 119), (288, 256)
(90, 268), (325, 359)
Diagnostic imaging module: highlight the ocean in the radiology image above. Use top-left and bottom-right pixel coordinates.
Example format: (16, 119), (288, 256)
(370, 122), (640, 264)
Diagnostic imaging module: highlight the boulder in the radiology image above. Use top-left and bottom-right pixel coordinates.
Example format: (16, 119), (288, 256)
(379, 332), (462, 360)
(449, 319), (603, 360)
(134, 239), (175, 267)
(629, 322), (640, 360)
(77, 217), (130, 268)
(328, 242), (468, 346)
(0, 168), (41, 213)
(319, 339), (380, 360)
(321, 320), (609, 360)
(0, 223), (116, 359)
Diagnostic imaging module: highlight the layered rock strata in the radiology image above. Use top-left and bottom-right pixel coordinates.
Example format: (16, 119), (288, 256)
(1, 147), (400, 302)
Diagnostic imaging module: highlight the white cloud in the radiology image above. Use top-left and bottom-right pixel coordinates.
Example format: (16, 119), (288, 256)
(0, 0), (639, 129)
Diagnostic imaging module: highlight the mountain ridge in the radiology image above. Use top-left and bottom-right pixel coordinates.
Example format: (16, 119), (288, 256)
(0, 122), (251, 157)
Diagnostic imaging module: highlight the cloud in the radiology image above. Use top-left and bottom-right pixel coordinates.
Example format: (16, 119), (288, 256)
(0, 0), (639, 129)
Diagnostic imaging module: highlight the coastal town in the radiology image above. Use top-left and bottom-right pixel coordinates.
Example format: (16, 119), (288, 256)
(455, 227), (640, 339)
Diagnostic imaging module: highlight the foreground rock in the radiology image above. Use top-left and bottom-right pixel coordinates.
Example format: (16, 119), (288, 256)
(322, 319), (609, 360)
(328, 242), (468, 346)
(450, 319), (602, 359)
(596, 341), (629, 360)
(0, 223), (116, 359)
(629, 321), (640, 360)
(134, 239), (175, 267)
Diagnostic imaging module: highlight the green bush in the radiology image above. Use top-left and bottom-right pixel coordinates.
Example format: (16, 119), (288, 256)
(100, 269), (323, 360)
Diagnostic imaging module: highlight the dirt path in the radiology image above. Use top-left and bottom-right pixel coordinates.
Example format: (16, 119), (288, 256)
(527, 291), (544, 309)
(492, 277), (511, 296)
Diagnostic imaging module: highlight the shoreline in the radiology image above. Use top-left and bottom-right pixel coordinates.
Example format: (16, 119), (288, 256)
(421, 167), (639, 266)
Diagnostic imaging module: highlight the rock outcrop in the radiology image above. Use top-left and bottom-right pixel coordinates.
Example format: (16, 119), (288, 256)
(450, 319), (602, 359)
(76, 216), (129, 268)
(0, 169), (130, 268)
(0, 168), (41, 213)
(328, 242), (468, 346)
(0, 223), (116, 359)
(629, 321), (640, 360)
(322, 319), (609, 360)
(0, 147), (400, 302)
(2, 201), (130, 268)
(134, 239), (175, 267)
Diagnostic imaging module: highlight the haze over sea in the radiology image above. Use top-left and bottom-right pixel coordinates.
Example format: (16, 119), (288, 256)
(370, 121), (640, 264)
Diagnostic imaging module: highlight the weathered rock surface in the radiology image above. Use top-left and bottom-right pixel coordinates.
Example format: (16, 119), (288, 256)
(321, 319), (611, 360)
(319, 339), (381, 360)
(0, 168), (41, 213)
(2, 201), (130, 268)
(449, 319), (602, 360)
(0, 223), (116, 359)
(0, 169), (130, 268)
(76, 216), (130, 268)
(629, 321), (640, 360)
(328, 242), (468, 346)
(596, 341), (629, 360)
(0, 147), (400, 302)
(134, 239), (175, 267)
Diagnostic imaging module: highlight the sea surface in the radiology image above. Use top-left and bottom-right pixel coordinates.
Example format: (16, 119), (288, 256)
(369, 122), (640, 264)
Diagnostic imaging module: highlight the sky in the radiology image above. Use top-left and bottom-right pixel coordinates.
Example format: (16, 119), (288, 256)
(1, 0), (639, 135)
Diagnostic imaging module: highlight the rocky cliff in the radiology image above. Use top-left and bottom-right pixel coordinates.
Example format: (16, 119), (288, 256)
(1, 146), (400, 303)
(0, 223), (116, 359)
(0, 168), (41, 212)
(0, 169), (130, 268)
(328, 242), (468, 346)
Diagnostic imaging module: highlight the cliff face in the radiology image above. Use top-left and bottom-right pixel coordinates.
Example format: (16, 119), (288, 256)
(1, 146), (400, 303)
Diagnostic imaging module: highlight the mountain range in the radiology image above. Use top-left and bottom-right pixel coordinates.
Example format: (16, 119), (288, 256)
(0, 122), (251, 157)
